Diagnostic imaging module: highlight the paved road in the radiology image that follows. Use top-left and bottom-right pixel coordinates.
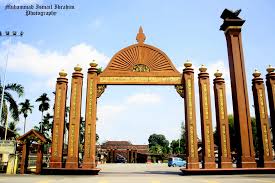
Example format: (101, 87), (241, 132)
(1, 164), (275, 183)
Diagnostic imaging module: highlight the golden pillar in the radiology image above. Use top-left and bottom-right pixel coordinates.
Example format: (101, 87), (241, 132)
(198, 65), (215, 169)
(66, 65), (84, 168)
(265, 65), (275, 148)
(220, 9), (256, 168)
(252, 70), (275, 168)
(183, 61), (199, 169)
(50, 70), (68, 168)
(213, 70), (232, 168)
(82, 62), (98, 169)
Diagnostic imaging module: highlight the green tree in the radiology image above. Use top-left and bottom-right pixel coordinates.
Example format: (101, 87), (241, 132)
(170, 139), (186, 154)
(148, 134), (170, 155)
(170, 122), (186, 155)
(34, 112), (53, 138)
(0, 82), (24, 125)
(19, 99), (33, 133)
(8, 121), (20, 137)
(36, 93), (50, 132)
(149, 144), (163, 154)
(213, 114), (258, 153)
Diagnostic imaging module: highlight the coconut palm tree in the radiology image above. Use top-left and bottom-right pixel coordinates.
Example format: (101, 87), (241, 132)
(19, 99), (33, 133)
(0, 81), (24, 125)
(8, 121), (20, 137)
(36, 93), (50, 132)
(34, 112), (53, 138)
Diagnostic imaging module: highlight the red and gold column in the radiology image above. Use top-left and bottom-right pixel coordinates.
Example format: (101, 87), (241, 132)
(220, 9), (256, 168)
(20, 141), (29, 174)
(183, 61), (199, 169)
(265, 65), (275, 148)
(252, 70), (275, 168)
(36, 142), (43, 174)
(50, 70), (68, 168)
(82, 62), (98, 169)
(213, 70), (232, 168)
(66, 65), (84, 168)
(198, 65), (215, 169)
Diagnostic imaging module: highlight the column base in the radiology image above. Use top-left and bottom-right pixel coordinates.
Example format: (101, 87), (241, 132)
(264, 161), (275, 168)
(49, 161), (63, 168)
(219, 161), (233, 169)
(187, 162), (199, 169)
(237, 157), (257, 168)
(203, 162), (216, 169)
(82, 162), (96, 169)
(65, 161), (79, 169)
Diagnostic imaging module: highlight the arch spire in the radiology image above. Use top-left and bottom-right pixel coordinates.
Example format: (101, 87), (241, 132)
(136, 26), (146, 44)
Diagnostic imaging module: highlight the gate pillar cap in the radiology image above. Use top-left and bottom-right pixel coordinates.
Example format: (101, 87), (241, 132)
(90, 60), (98, 68)
(184, 60), (192, 68)
(267, 65), (275, 73)
(253, 69), (261, 78)
(199, 64), (207, 72)
(59, 69), (67, 77)
(214, 70), (222, 78)
(74, 64), (82, 72)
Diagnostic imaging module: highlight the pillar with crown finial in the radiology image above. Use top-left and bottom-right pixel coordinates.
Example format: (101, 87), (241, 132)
(213, 70), (232, 168)
(182, 60), (199, 169)
(65, 65), (84, 168)
(50, 70), (68, 168)
(252, 69), (275, 168)
(220, 9), (256, 168)
(265, 65), (275, 149)
(198, 65), (216, 169)
(82, 61), (99, 169)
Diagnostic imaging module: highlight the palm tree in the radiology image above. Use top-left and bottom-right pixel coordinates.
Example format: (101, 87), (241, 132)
(19, 99), (33, 133)
(36, 93), (50, 132)
(8, 121), (20, 137)
(34, 112), (53, 138)
(0, 81), (24, 125)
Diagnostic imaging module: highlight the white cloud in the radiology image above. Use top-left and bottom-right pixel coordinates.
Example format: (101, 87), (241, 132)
(126, 92), (161, 105)
(0, 41), (110, 90)
(97, 104), (125, 124)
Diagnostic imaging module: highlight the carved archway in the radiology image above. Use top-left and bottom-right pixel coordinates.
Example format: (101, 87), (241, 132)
(98, 27), (182, 87)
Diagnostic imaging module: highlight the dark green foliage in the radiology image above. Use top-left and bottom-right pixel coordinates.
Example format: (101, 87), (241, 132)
(148, 134), (170, 155)
(0, 81), (24, 123)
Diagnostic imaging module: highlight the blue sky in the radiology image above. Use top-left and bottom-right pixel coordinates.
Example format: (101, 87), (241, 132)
(0, 0), (274, 144)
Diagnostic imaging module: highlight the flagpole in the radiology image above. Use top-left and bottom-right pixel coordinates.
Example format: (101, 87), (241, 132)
(0, 31), (24, 140)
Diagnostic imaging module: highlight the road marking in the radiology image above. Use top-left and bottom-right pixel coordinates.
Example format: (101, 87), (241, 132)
(98, 181), (109, 183)
(36, 181), (49, 183)
(201, 180), (220, 183)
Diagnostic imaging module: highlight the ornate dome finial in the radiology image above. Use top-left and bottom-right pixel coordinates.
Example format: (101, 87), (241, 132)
(136, 26), (146, 44)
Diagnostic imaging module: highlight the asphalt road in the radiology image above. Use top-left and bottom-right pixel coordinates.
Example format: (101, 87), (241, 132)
(1, 163), (275, 183)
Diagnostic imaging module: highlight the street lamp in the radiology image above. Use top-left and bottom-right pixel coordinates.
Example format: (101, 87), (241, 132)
(0, 30), (24, 140)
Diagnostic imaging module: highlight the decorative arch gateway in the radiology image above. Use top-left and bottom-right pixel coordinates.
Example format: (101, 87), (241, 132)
(48, 27), (201, 174)
(48, 9), (275, 175)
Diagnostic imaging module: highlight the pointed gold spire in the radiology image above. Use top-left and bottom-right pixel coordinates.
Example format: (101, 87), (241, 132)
(136, 26), (146, 44)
